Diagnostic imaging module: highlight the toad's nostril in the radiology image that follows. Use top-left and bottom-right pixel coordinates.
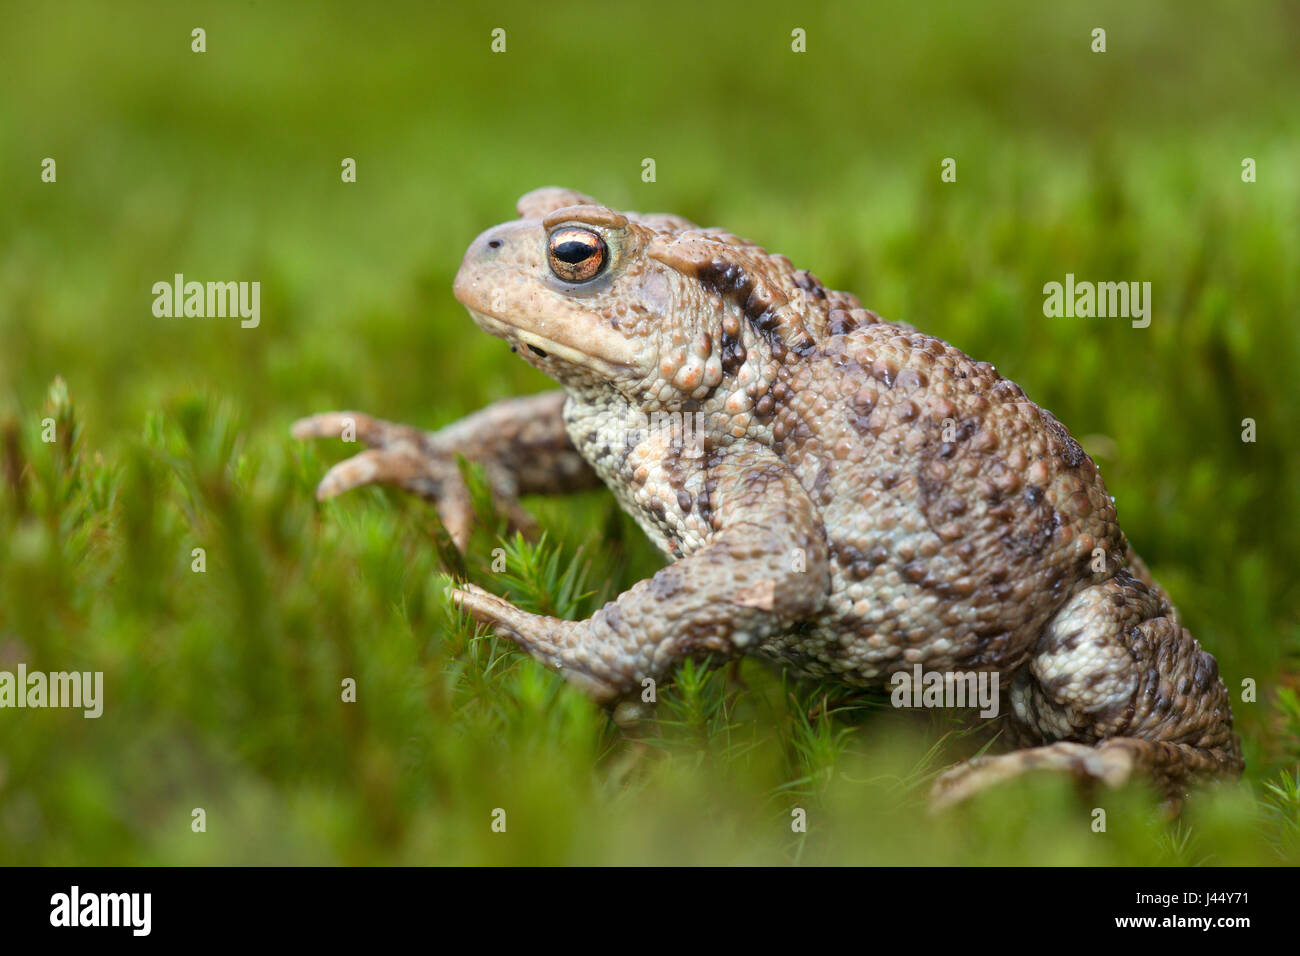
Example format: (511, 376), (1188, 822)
(487, 238), (503, 250)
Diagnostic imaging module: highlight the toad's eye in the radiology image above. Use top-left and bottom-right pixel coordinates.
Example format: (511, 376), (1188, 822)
(547, 227), (607, 283)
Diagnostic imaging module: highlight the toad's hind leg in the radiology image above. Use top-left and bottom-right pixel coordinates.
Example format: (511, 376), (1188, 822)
(931, 571), (1242, 810)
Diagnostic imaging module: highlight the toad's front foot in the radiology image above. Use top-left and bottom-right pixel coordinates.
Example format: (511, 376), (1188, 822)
(449, 583), (624, 701)
(292, 392), (599, 551)
(292, 410), (505, 550)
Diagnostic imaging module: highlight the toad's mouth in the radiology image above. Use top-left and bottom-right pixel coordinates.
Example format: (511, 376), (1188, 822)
(465, 307), (636, 376)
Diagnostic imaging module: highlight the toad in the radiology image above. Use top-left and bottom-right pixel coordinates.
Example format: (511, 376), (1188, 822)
(293, 188), (1242, 808)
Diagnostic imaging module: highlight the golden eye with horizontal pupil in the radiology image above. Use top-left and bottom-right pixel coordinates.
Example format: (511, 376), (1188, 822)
(547, 227), (608, 283)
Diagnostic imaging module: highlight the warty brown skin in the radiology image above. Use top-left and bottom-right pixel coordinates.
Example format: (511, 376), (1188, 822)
(294, 187), (1242, 808)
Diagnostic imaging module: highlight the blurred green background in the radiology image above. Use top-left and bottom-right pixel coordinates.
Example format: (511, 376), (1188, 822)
(1, 0), (1297, 864)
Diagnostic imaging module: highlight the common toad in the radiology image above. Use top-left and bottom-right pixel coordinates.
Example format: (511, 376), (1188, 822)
(294, 188), (1242, 807)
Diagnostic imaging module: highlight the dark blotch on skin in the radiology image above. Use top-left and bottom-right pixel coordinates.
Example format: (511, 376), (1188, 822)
(748, 306), (784, 350)
(832, 541), (889, 581)
(1060, 628), (1085, 652)
(793, 269), (828, 300)
(650, 569), (683, 600)
(720, 340), (747, 375)
(1042, 412), (1090, 469)
(896, 369), (927, 390)
(597, 603), (623, 632)
(828, 309), (858, 336)
(697, 258), (789, 355)
(813, 465), (832, 504)
(1004, 490), (1059, 559)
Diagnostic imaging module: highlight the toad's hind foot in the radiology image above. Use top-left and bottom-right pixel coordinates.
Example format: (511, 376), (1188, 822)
(930, 740), (1133, 810)
(929, 738), (1238, 812)
(931, 570), (1242, 812)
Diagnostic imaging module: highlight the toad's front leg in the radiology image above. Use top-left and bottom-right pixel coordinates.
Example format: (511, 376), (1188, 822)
(451, 448), (831, 703)
(292, 391), (600, 550)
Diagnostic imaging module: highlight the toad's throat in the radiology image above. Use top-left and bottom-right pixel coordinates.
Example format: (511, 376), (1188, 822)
(465, 308), (635, 375)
